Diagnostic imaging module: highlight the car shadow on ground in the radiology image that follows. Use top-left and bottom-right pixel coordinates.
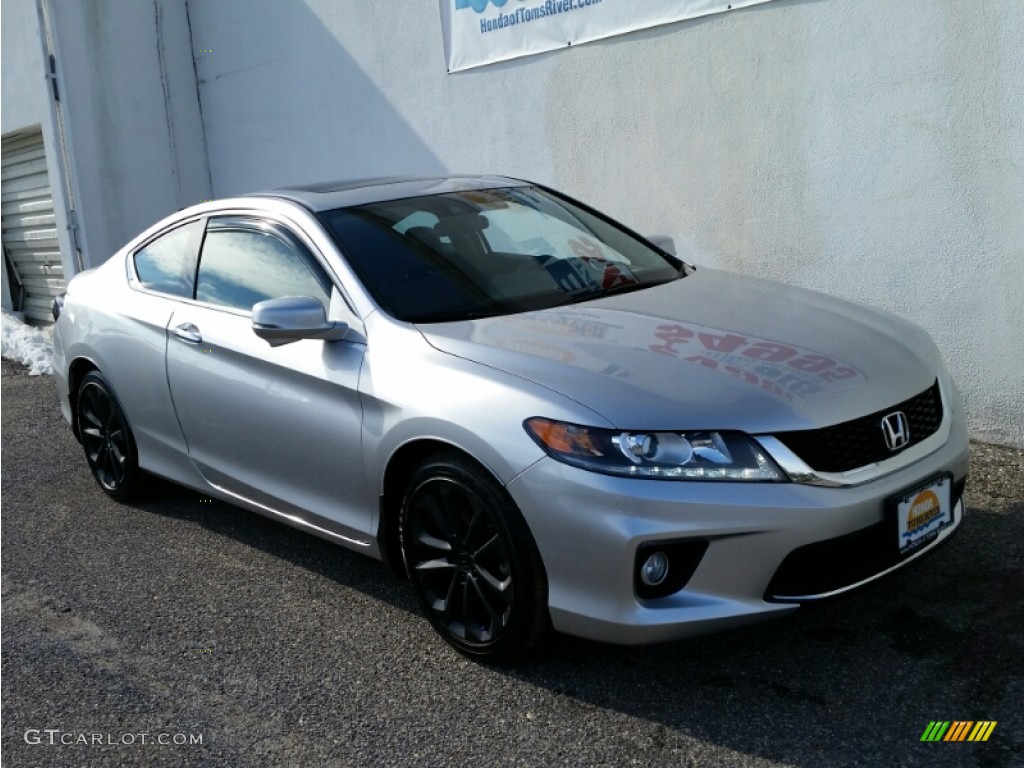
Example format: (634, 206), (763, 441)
(134, 478), (1022, 767)
(129, 477), (418, 614)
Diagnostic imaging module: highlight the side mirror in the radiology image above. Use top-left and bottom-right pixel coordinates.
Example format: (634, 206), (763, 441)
(647, 234), (677, 257)
(252, 296), (349, 347)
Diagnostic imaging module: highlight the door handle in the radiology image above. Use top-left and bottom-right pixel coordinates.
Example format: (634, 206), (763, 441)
(172, 323), (202, 344)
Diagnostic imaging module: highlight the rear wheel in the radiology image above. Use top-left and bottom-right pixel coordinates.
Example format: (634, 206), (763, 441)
(400, 452), (549, 663)
(77, 371), (144, 501)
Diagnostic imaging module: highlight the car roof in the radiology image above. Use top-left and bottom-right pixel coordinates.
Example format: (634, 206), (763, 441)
(250, 174), (530, 212)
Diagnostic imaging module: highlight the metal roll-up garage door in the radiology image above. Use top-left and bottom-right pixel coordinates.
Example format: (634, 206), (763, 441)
(2, 129), (65, 324)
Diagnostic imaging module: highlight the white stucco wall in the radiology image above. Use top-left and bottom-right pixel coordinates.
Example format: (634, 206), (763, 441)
(188, 0), (1024, 447)
(1, 0), (49, 134)
(1, 0), (77, 311)
(44, 0), (211, 268)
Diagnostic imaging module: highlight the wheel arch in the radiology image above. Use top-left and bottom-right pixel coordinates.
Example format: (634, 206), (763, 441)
(67, 356), (101, 442)
(377, 438), (506, 579)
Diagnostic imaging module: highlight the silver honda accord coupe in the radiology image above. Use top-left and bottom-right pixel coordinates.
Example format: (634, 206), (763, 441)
(52, 175), (968, 662)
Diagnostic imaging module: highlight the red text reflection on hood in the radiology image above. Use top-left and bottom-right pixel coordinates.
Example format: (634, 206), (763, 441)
(499, 311), (866, 403)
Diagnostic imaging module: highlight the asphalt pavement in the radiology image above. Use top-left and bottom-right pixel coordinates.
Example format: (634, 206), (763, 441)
(2, 358), (1021, 767)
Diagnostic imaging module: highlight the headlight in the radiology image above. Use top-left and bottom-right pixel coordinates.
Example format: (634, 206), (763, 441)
(524, 418), (786, 481)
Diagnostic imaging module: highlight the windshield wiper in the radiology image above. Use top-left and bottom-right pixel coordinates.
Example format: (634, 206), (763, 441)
(550, 273), (682, 308)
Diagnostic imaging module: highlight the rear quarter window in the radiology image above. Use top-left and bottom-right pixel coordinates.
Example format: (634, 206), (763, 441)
(133, 220), (202, 297)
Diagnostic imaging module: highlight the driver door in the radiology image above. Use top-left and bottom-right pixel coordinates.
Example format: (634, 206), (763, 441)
(165, 216), (371, 545)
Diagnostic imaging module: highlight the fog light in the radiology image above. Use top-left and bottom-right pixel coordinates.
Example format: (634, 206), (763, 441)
(640, 552), (669, 586)
(635, 540), (708, 600)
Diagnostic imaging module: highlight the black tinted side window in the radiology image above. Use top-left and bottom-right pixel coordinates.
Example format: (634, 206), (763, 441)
(133, 220), (201, 297)
(196, 223), (331, 312)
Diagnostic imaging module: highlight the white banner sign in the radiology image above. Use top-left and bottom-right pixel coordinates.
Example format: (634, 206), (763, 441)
(441, 0), (776, 72)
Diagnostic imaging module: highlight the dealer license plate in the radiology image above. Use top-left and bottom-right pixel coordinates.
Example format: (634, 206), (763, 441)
(894, 474), (953, 556)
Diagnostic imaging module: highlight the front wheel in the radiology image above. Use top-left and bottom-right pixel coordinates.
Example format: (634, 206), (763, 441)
(77, 370), (145, 501)
(400, 452), (549, 663)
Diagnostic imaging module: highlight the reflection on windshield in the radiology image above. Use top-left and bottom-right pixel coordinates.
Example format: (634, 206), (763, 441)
(319, 186), (683, 322)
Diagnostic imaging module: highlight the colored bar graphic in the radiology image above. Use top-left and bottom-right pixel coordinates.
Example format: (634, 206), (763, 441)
(921, 721), (950, 742)
(968, 722), (998, 742)
(921, 720), (997, 742)
(944, 721), (973, 741)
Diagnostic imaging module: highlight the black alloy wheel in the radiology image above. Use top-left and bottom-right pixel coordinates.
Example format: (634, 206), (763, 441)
(400, 452), (549, 663)
(77, 371), (144, 501)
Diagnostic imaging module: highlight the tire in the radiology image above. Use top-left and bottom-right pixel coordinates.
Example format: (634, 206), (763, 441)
(77, 370), (145, 501)
(399, 452), (549, 663)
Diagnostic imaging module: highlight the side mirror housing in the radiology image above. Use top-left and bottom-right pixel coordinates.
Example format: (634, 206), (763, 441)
(252, 296), (349, 347)
(647, 234), (677, 257)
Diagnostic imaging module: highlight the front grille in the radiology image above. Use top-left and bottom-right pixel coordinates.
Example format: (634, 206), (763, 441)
(766, 477), (965, 600)
(774, 381), (943, 473)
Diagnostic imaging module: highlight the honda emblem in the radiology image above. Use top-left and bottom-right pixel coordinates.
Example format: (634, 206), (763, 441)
(881, 411), (910, 451)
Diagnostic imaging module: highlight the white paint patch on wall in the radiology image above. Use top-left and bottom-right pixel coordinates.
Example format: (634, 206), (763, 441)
(188, 0), (1023, 447)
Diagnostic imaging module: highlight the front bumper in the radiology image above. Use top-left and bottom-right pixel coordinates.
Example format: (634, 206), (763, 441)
(506, 415), (969, 645)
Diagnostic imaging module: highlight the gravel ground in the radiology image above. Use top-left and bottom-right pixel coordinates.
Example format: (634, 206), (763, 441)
(2, 358), (1022, 767)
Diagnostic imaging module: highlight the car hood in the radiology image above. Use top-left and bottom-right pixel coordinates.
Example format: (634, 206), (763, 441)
(416, 268), (940, 433)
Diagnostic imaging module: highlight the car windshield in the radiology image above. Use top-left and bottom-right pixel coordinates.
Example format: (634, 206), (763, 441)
(317, 185), (684, 323)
